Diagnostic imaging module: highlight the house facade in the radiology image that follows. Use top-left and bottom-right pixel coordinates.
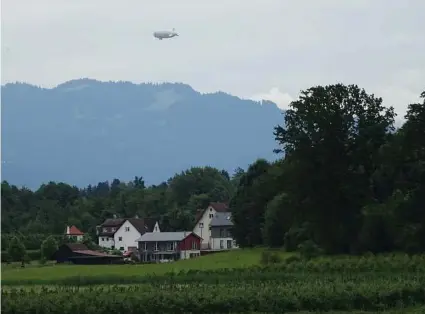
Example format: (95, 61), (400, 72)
(137, 231), (201, 262)
(98, 217), (160, 252)
(193, 202), (229, 250)
(210, 212), (238, 250)
(64, 225), (84, 242)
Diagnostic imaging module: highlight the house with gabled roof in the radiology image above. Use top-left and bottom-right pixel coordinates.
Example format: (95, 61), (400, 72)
(137, 231), (201, 262)
(97, 216), (160, 252)
(64, 225), (85, 242)
(192, 202), (230, 250)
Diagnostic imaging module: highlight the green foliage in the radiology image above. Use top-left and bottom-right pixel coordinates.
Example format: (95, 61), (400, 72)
(7, 236), (26, 263)
(40, 236), (58, 260)
(260, 250), (282, 265)
(2, 254), (425, 313)
(263, 192), (291, 247)
(297, 240), (323, 260)
(1, 85), (424, 258)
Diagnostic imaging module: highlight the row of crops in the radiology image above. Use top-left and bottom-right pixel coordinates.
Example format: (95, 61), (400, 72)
(2, 253), (425, 313)
(3, 272), (425, 313)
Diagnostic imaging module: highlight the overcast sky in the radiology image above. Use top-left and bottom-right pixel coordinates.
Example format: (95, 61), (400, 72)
(2, 0), (424, 118)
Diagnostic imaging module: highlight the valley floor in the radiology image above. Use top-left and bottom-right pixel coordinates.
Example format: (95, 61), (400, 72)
(2, 249), (425, 313)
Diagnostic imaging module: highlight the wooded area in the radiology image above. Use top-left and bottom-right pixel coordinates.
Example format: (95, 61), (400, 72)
(2, 84), (424, 254)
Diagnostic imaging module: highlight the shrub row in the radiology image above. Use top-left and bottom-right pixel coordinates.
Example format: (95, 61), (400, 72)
(1, 250), (41, 263)
(2, 279), (425, 313)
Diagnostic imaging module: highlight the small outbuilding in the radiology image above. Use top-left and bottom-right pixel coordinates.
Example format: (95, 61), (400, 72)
(52, 243), (123, 265)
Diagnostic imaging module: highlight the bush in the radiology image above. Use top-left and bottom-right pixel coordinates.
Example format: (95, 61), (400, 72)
(260, 250), (282, 265)
(298, 240), (323, 260)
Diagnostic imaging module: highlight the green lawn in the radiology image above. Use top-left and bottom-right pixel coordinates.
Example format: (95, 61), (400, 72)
(1, 248), (288, 283)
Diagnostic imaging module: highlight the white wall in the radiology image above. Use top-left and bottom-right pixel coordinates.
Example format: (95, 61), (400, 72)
(98, 236), (114, 249)
(211, 237), (237, 250)
(193, 206), (216, 247)
(114, 220), (142, 251)
(180, 250), (201, 260)
(153, 222), (160, 232)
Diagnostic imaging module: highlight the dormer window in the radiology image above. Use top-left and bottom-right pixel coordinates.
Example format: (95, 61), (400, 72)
(111, 228), (116, 232)
(209, 213), (213, 219)
(199, 222), (204, 228)
(103, 228), (107, 233)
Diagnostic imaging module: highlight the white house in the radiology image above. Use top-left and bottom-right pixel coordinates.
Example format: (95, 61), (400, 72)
(192, 202), (229, 250)
(64, 225), (85, 242)
(98, 217), (160, 252)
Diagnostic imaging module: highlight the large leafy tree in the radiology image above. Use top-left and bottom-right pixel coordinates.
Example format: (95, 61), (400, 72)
(274, 84), (395, 253)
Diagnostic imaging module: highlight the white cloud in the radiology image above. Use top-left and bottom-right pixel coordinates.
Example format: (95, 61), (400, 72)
(251, 88), (294, 110)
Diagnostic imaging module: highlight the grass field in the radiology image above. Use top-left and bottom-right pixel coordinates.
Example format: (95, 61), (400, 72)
(1, 248), (288, 284)
(2, 249), (425, 313)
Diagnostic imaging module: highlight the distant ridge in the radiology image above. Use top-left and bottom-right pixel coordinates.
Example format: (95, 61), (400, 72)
(1, 79), (284, 188)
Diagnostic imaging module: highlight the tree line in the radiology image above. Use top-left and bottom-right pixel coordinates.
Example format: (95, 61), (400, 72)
(2, 84), (424, 255)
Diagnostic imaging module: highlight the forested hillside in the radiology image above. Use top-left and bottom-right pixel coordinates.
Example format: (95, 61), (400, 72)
(1, 79), (282, 188)
(2, 84), (424, 254)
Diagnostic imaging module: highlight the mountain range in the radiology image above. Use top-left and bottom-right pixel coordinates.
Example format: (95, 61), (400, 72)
(1, 79), (284, 189)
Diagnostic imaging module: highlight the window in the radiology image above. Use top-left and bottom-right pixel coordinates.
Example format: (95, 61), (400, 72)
(154, 242), (158, 251)
(220, 240), (224, 249)
(118, 237), (122, 241)
(154, 226), (158, 232)
(227, 240), (232, 249)
(192, 241), (198, 250)
(103, 228), (107, 233)
(125, 227), (130, 232)
(120, 247), (124, 251)
(111, 228), (116, 232)
(199, 222), (204, 228)
(101, 237), (105, 241)
(166, 242), (174, 251)
(209, 214), (213, 219)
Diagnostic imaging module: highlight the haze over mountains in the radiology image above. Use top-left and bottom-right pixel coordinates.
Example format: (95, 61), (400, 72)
(1, 79), (284, 189)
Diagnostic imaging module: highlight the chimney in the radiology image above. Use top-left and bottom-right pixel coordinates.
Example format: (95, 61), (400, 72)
(135, 214), (139, 219)
(66, 226), (70, 235)
(113, 214), (117, 219)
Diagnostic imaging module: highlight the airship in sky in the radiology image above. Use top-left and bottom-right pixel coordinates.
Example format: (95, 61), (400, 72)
(153, 28), (179, 40)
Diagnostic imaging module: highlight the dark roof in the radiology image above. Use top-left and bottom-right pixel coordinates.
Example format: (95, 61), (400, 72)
(210, 212), (233, 227)
(194, 202), (230, 225)
(65, 243), (89, 251)
(99, 217), (158, 236)
(128, 217), (157, 234)
(210, 202), (229, 212)
(100, 218), (126, 227)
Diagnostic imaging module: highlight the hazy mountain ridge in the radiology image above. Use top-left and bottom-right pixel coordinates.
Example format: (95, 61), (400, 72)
(1, 79), (284, 188)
